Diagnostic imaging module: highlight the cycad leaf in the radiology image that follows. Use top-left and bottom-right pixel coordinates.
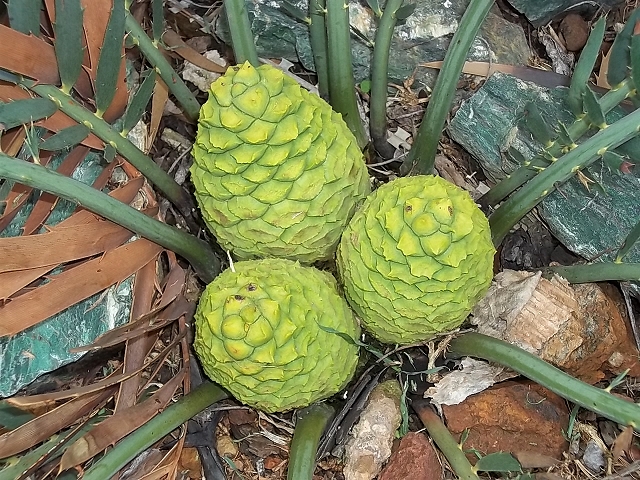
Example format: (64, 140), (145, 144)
(8, 0), (42, 35)
(54, 0), (84, 94)
(522, 102), (553, 147)
(567, 16), (605, 116)
(505, 146), (528, 166)
(614, 136), (640, 162)
(365, 0), (381, 17)
(556, 122), (575, 147)
(607, 8), (640, 86)
(395, 3), (416, 20)
(122, 70), (157, 135)
(601, 150), (626, 171)
(631, 31), (640, 91)
(583, 87), (606, 128)
(0, 98), (57, 129)
(152, 0), (164, 42)
(616, 215), (640, 262)
(104, 143), (117, 162)
(279, 1), (310, 23)
(95, 0), (125, 117)
(40, 124), (90, 151)
(475, 452), (522, 473)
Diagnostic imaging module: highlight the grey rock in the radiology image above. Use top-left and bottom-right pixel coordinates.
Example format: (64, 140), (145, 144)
(448, 72), (640, 265)
(582, 440), (606, 472)
(216, 0), (530, 88)
(0, 151), (132, 397)
(505, 0), (624, 27)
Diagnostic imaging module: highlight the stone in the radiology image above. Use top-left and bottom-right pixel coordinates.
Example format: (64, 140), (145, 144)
(471, 271), (640, 383)
(448, 72), (640, 273)
(583, 440), (606, 472)
(442, 381), (569, 459)
(343, 381), (403, 480)
(559, 13), (589, 52)
(215, 0), (530, 88)
(0, 151), (132, 397)
(505, 0), (624, 27)
(378, 433), (442, 480)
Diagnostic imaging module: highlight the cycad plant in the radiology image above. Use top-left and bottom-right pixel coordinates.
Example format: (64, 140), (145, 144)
(1, 0), (640, 479)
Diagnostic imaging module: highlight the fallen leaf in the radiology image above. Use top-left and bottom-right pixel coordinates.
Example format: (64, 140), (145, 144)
(59, 370), (185, 472)
(0, 238), (163, 336)
(0, 387), (116, 458)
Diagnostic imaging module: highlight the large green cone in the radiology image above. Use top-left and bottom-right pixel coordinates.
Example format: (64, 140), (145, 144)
(337, 175), (495, 344)
(193, 258), (360, 413)
(191, 62), (370, 263)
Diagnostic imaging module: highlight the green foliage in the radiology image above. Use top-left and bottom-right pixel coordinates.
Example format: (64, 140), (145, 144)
(474, 452), (522, 473)
(95, 0), (126, 117)
(54, 0), (84, 94)
(487, 10), (640, 253)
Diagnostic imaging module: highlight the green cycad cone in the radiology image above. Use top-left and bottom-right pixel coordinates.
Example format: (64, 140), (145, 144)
(337, 175), (495, 344)
(193, 258), (360, 413)
(191, 62), (370, 263)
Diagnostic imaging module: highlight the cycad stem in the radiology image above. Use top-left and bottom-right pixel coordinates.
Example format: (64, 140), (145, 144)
(224, 0), (260, 66)
(82, 382), (227, 480)
(325, 0), (367, 149)
(0, 154), (221, 282)
(370, 0), (404, 159)
(400, 0), (494, 174)
(125, 11), (201, 122)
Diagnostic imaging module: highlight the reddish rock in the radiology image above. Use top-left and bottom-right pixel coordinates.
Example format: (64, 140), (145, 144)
(560, 13), (589, 51)
(178, 447), (203, 479)
(227, 408), (258, 425)
(563, 283), (640, 383)
(378, 432), (442, 480)
(442, 381), (569, 460)
(263, 455), (284, 470)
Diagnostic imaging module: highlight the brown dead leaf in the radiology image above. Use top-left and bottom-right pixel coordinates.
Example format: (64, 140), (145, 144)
(141, 440), (186, 480)
(420, 61), (571, 89)
(0, 387), (116, 458)
(0, 25), (60, 84)
(81, 0), (128, 121)
(0, 238), (163, 337)
(5, 366), (145, 410)
(115, 261), (182, 411)
(612, 425), (634, 461)
(149, 77), (169, 152)
(74, 296), (193, 351)
(162, 29), (227, 73)
(0, 220), (134, 272)
(0, 127), (26, 157)
(0, 177), (144, 299)
(59, 370), (186, 472)
(0, 84), (103, 150)
(22, 146), (90, 235)
(0, 267), (54, 301)
(597, 47), (612, 89)
(514, 451), (561, 469)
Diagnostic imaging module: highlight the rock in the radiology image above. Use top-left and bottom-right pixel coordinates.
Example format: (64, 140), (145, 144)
(505, 0), (624, 27)
(448, 73), (640, 271)
(471, 270), (640, 383)
(343, 380), (403, 480)
(583, 440), (606, 472)
(559, 13), (589, 52)
(442, 381), (569, 460)
(227, 408), (258, 426)
(0, 152), (132, 397)
(378, 433), (442, 480)
(178, 447), (203, 479)
(215, 0), (530, 88)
